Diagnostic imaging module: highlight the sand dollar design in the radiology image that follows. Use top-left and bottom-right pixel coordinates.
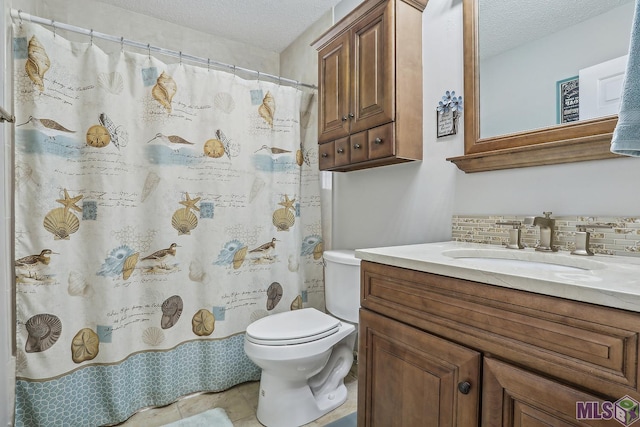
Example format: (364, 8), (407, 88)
(71, 328), (100, 363)
(86, 124), (111, 148)
(161, 295), (183, 329)
(192, 309), (215, 336)
(204, 138), (225, 158)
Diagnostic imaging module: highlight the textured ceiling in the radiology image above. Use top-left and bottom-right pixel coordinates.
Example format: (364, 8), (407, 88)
(480, 0), (635, 58)
(94, 0), (344, 53)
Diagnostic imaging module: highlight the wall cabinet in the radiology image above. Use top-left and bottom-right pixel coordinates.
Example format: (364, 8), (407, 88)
(312, 0), (425, 172)
(358, 261), (640, 426)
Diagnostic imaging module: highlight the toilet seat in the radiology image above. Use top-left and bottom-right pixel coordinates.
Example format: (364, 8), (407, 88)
(245, 308), (341, 346)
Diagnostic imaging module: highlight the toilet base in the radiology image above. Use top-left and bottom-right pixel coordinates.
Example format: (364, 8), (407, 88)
(255, 341), (355, 427)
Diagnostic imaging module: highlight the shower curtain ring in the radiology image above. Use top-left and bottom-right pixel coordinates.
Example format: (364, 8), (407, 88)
(17, 10), (23, 26)
(90, 29), (94, 45)
(147, 44), (151, 59)
(52, 21), (56, 38)
(207, 59), (210, 71)
(120, 36), (124, 53)
(179, 51), (182, 65)
(232, 65), (237, 78)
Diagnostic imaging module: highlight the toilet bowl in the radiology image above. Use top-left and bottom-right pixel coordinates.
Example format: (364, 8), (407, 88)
(243, 250), (361, 427)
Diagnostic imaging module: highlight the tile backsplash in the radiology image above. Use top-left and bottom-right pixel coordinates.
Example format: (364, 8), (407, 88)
(452, 215), (640, 257)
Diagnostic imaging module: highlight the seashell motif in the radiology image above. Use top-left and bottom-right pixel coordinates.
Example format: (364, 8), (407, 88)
(71, 328), (100, 363)
(290, 295), (303, 311)
(258, 91), (275, 127)
(68, 271), (91, 297)
(313, 241), (324, 260)
(266, 282), (283, 311)
(25, 36), (50, 92)
(142, 326), (165, 346)
(97, 71), (124, 94)
(192, 309), (215, 336)
(188, 260), (206, 282)
(272, 208), (295, 232)
(161, 295), (183, 329)
(296, 150), (304, 167)
(204, 138), (225, 158)
(232, 246), (248, 269)
(141, 172), (161, 202)
(122, 252), (139, 280)
(43, 207), (80, 240)
(86, 124), (111, 148)
(172, 208), (198, 235)
(25, 313), (62, 353)
(97, 245), (136, 278)
(152, 71), (177, 113)
(15, 350), (28, 373)
(214, 92), (235, 114)
(249, 177), (265, 203)
(250, 310), (269, 323)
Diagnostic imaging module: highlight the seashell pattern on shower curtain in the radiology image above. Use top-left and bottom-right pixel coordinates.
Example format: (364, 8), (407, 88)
(12, 21), (323, 427)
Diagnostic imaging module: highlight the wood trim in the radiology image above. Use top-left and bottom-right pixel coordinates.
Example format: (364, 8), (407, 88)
(453, 0), (625, 173)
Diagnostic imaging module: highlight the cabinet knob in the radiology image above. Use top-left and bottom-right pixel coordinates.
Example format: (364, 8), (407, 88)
(321, 153), (328, 158)
(348, 112), (355, 118)
(353, 143), (361, 149)
(457, 381), (472, 395)
(342, 116), (348, 122)
(337, 148), (345, 154)
(374, 137), (383, 145)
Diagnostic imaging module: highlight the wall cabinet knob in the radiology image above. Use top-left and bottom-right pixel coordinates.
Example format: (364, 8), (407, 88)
(457, 381), (471, 395)
(353, 143), (361, 149)
(337, 148), (345, 154)
(321, 153), (328, 158)
(374, 137), (383, 144)
(348, 112), (355, 118)
(342, 116), (348, 122)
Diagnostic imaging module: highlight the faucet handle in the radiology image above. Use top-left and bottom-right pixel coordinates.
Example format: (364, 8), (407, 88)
(572, 223), (613, 256)
(496, 221), (524, 249)
(542, 211), (553, 218)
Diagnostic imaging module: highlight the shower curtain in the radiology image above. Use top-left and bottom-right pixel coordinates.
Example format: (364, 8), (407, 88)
(12, 22), (323, 426)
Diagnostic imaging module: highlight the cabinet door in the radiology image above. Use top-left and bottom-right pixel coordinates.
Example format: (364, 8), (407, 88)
(350, 1), (394, 134)
(483, 358), (615, 427)
(358, 309), (480, 427)
(318, 32), (350, 143)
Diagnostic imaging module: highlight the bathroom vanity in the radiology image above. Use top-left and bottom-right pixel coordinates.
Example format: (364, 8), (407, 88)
(355, 242), (640, 426)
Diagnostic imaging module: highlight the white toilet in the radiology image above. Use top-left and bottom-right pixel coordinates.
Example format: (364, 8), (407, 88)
(243, 250), (361, 427)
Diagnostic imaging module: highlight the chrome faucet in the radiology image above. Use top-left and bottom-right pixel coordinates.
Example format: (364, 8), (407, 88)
(526, 212), (557, 252)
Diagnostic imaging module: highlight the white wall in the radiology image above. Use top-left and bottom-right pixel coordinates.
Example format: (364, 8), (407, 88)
(308, 0), (640, 251)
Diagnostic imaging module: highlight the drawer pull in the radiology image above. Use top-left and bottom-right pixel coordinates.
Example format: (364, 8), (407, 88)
(458, 381), (471, 395)
(337, 148), (345, 154)
(374, 137), (383, 144)
(321, 153), (328, 158)
(353, 143), (361, 149)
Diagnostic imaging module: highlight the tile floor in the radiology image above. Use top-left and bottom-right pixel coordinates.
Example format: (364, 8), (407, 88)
(117, 368), (358, 426)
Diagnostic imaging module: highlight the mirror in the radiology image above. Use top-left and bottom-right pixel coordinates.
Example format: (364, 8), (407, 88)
(448, 0), (634, 173)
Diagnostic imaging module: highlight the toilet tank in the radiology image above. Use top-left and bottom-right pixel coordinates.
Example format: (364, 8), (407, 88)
(323, 250), (361, 324)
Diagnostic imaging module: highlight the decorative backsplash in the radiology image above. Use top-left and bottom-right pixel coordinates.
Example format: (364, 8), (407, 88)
(452, 215), (640, 257)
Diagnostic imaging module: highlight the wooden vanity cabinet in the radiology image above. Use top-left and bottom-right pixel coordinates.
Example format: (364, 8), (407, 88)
(312, 0), (425, 172)
(358, 260), (640, 426)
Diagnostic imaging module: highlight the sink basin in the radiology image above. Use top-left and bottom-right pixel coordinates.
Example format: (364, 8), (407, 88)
(442, 248), (606, 272)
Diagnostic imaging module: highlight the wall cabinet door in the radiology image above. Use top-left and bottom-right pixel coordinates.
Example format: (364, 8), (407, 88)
(482, 358), (615, 427)
(358, 309), (481, 427)
(318, 32), (350, 143)
(350, 1), (394, 134)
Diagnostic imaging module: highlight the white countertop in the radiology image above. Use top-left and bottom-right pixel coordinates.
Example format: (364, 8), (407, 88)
(355, 241), (640, 313)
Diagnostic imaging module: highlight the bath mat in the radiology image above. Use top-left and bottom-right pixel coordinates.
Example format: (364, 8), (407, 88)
(162, 407), (233, 427)
(325, 411), (357, 427)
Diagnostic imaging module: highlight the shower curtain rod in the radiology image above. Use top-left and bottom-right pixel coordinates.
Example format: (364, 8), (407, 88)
(9, 9), (318, 90)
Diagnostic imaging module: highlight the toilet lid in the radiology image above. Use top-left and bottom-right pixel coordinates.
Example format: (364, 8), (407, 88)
(245, 308), (341, 345)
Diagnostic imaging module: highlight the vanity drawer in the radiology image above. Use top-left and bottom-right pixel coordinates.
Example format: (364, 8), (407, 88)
(367, 122), (394, 160)
(361, 261), (640, 397)
(318, 141), (335, 169)
(334, 136), (351, 167)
